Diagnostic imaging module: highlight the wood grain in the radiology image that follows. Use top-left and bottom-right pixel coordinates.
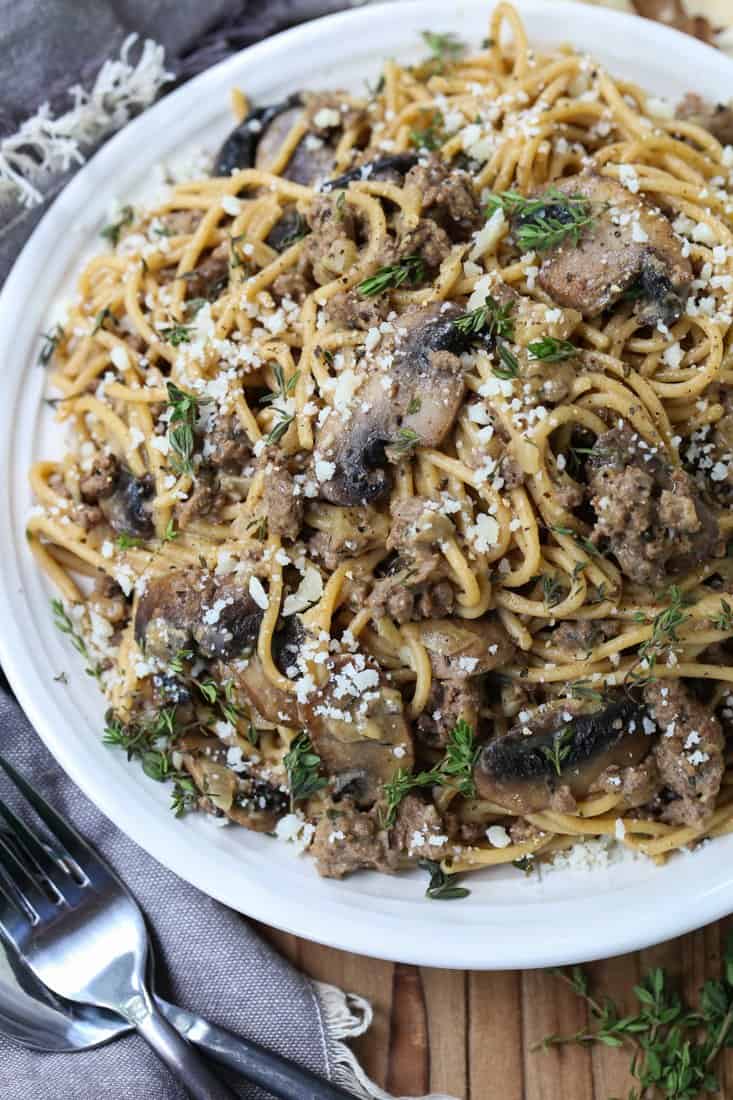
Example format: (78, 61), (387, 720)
(260, 919), (733, 1098)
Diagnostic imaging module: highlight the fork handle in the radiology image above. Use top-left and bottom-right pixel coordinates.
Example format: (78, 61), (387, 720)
(132, 997), (239, 1100)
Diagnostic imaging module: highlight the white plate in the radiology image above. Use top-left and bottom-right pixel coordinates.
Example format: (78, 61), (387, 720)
(2, 0), (733, 970)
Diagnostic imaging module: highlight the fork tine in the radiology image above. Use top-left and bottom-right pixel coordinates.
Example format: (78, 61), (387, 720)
(0, 832), (60, 925)
(0, 845), (36, 926)
(0, 795), (84, 905)
(0, 754), (97, 873)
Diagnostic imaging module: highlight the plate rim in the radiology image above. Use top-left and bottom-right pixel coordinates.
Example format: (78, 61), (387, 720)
(2, 0), (733, 969)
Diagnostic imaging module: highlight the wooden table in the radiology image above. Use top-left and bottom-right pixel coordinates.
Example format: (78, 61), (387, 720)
(262, 918), (733, 1097)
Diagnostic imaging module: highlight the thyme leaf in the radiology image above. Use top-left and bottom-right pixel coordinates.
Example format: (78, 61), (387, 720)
(486, 187), (597, 252)
(418, 858), (470, 901)
(51, 599), (103, 682)
(284, 733), (327, 808)
(357, 255), (426, 297)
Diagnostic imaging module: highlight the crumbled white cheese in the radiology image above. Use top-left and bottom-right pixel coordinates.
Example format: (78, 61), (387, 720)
(248, 576), (269, 610)
(486, 825), (511, 848)
(220, 195), (242, 216)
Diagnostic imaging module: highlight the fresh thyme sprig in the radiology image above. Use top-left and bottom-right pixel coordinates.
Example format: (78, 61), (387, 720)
(536, 945), (733, 1100)
(542, 573), (564, 609)
(357, 255), (427, 297)
(418, 859), (470, 901)
(382, 720), (479, 826)
(453, 295), (519, 379)
(390, 427), (421, 455)
(260, 364), (300, 445)
(115, 533), (143, 550)
(410, 111), (445, 151)
(165, 381), (210, 474)
(420, 30), (466, 71)
(527, 336), (579, 362)
(454, 295), (514, 341)
(51, 599), (103, 682)
(161, 323), (194, 347)
(486, 187), (597, 252)
(494, 343), (519, 380)
(284, 733), (327, 808)
(103, 708), (195, 816)
(632, 585), (693, 679)
(539, 725), (574, 777)
(713, 598), (733, 632)
(101, 205), (134, 246)
(39, 324), (64, 367)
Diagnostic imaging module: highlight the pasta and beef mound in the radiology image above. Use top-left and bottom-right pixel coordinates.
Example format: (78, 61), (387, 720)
(29, 3), (733, 885)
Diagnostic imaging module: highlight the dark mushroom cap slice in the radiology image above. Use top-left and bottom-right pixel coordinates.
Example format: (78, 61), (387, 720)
(317, 303), (470, 506)
(220, 616), (304, 727)
(99, 468), (154, 538)
(475, 697), (653, 814)
(214, 94), (302, 176)
(215, 94), (338, 186)
(134, 568), (263, 661)
(298, 656), (414, 807)
(320, 153), (419, 192)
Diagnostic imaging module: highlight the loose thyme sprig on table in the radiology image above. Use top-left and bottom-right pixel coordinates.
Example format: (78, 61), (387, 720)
(536, 942), (733, 1100)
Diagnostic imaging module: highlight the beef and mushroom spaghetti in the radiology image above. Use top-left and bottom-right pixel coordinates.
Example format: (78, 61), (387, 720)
(29, 4), (733, 886)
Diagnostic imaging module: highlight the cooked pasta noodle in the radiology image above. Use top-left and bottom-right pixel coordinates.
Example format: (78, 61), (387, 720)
(29, 4), (733, 886)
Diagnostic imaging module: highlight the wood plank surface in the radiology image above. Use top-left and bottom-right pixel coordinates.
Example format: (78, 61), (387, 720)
(261, 918), (733, 1098)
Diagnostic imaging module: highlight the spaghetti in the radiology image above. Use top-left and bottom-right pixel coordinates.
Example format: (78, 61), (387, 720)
(29, 4), (733, 886)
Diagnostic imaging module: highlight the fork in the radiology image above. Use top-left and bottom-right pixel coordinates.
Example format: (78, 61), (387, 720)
(0, 753), (239, 1100)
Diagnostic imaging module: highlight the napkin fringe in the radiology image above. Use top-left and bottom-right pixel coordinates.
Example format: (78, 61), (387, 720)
(313, 980), (458, 1100)
(0, 35), (171, 209)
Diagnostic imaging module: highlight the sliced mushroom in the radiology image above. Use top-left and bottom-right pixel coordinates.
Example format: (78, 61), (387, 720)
(412, 616), (515, 679)
(321, 154), (419, 192)
(215, 93), (338, 185)
(299, 656), (414, 807)
(219, 616), (304, 727)
(180, 736), (288, 831)
(535, 173), (692, 324)
(317, 304), (469, 506)
(99, 468), (154, 538)
(134, 569), (262, 661)
(475, 698), (652, 814)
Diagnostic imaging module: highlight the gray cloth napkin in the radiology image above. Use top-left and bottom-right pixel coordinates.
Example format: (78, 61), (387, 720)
(0, 3), (419, 1099)
(0, 692), (364, 1100)
(0, 0), (370, 282)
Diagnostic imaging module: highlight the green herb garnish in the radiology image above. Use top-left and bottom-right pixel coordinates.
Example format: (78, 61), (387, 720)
(162, 323), (194, 347)
(410, 111), (445, 151)
(486, 187), (597, 253)
(165, 381), (209, 475)
(714, 598), (733, 632)
(92, 308), (115, 335)
(39, 324), (64, 367)
(51, 599), (103, 682)
(283, 733), (327, 808)
(115, 533), (142, 550)
(536, 943), (733, 1100)
(357, 255), (426, 297)
(542, 574), (564, 609)
(382, 720), (479, 826)
(453, 295), (514, 341)
(101, 205), (134, 246)
(527, 337), (578, 361)
(540, 724), (574, 777)
(633, 585), (692, 678)
(419, 858), (470, 901)
(421, 30), (466, 71)
(278, 211), (310, 249)
(391, 428), (421, 454)
(494, 343), (519, 380)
